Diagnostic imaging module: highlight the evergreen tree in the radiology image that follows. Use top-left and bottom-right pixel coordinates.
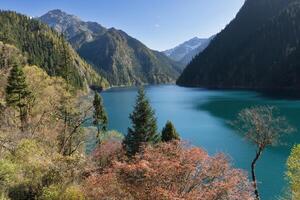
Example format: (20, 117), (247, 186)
(61, 38), (72, 86)
(93, 92), (108, 140)
(123, 87), (158, 156)
(5, 64), (32, 131)
(161, 121), (180, 142)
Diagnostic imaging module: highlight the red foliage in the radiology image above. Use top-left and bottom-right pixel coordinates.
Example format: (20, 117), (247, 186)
(84, 142), (254, 200)
(91, 139), (124, 169)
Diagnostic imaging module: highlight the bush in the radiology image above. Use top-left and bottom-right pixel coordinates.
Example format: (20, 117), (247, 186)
(84, 142), (254, 200)
(287, 144), (300, 199)
(92, 130), (124, 169)
(41, 184), (85, 200)
(40, 185), (60, 200)
(61, 185), (85, 200)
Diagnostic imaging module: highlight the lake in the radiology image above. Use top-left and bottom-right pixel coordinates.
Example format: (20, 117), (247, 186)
(98, 85), (300, 200)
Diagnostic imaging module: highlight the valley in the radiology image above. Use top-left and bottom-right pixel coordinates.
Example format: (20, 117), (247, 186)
(1, 0), (300, 199)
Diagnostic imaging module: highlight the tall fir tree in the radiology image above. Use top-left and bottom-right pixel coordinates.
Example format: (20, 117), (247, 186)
(61, 37), (73, 90)
(123, 87), (158, 156)
(93, 92), (108, 140)
(5, 64), (32, 131)
(161, 121), (180, 142)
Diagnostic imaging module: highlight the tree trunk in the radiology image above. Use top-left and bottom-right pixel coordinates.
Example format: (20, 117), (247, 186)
(96, 125), (100, 139)
(19, 106), (27, 133)
(251, 147), (263, 200)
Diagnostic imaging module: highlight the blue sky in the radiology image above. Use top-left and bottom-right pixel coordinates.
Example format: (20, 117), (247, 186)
(0, 0), (244, 51)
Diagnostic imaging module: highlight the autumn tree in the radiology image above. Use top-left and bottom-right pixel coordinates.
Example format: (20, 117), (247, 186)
(0, 65), (90, 199)
(57, 95), (92, 156)
(161, 120), (180, 142)
(21, 66), (91, 157)
(233, 106), (293, 200)
(286, 144), (300, 199)
(5, 64), (33, 132)
(84, 141), (255, 200)
(123, 87), (158, 156)
(92, 92), (108, 140)
(91, 131), (124, 169)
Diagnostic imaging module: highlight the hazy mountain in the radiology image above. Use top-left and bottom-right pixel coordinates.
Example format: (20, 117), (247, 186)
(177, 0), (300, 89)
(163, 36), (213, 65)
(180, 36), (215, 65)
(39, 10), (182, 86)
(0, 11), (108, 90)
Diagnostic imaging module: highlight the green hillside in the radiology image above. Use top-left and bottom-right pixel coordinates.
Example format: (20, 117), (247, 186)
(78, 29), (181, 86)
(0, 11), (108, 90)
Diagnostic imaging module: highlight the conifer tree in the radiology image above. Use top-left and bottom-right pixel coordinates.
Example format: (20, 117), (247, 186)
(123, 87), (158, 156)
(61, 38), (72, 88)
(161, 121), (180, 142)
(93, 92), (108, 140)
(5, 64), (32, 131)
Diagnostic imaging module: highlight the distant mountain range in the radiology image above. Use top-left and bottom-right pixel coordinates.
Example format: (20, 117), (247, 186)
(39, 10), (182, 86)
(163, 36), (214, 66)
(177, 0), (300, 89)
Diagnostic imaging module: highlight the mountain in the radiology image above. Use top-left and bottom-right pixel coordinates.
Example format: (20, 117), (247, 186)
(39, 10), (182, 86)
(0, 11), (108, 90)
(179, 36), (215, 66)
(39, 9), (106, 50)
(177, 0), (300, 89)
(163, 36), (213, 65)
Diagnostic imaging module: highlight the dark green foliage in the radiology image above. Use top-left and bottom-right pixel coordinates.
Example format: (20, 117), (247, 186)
(78, 29), (181, 86)
(123, 87), (158, 156)
(161, 121), (180, 142)
(93, 92), (108, 139)
(8, 183), (39, 200)
(5, 65), (30, 107)
(177, 0), (300, 89)
(5, 64), (32, 131)
(0, 11), (108, 89)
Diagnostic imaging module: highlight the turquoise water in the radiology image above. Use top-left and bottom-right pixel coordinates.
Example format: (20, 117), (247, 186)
(99, 85), (300, 200)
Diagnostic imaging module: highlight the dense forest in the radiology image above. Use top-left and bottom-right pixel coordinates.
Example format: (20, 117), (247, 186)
(0, 11), (108, 90)
(78, 28), (181, 86)
(177, 0), (300, 89)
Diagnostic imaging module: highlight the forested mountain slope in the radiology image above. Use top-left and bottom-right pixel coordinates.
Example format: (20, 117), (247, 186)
(0, 11), (108, 90)
(177, 0), (300, 89)
(77, 28), (182, 85)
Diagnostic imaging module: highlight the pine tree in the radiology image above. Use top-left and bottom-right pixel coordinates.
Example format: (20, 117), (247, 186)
(0, 44), (7, 69)
(93, 92), (108, 140)
(5, 64), (32, 131)
(123, 87), (158, 156)
(161, 121), (180, 142)
(61, 38), (72, 87)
